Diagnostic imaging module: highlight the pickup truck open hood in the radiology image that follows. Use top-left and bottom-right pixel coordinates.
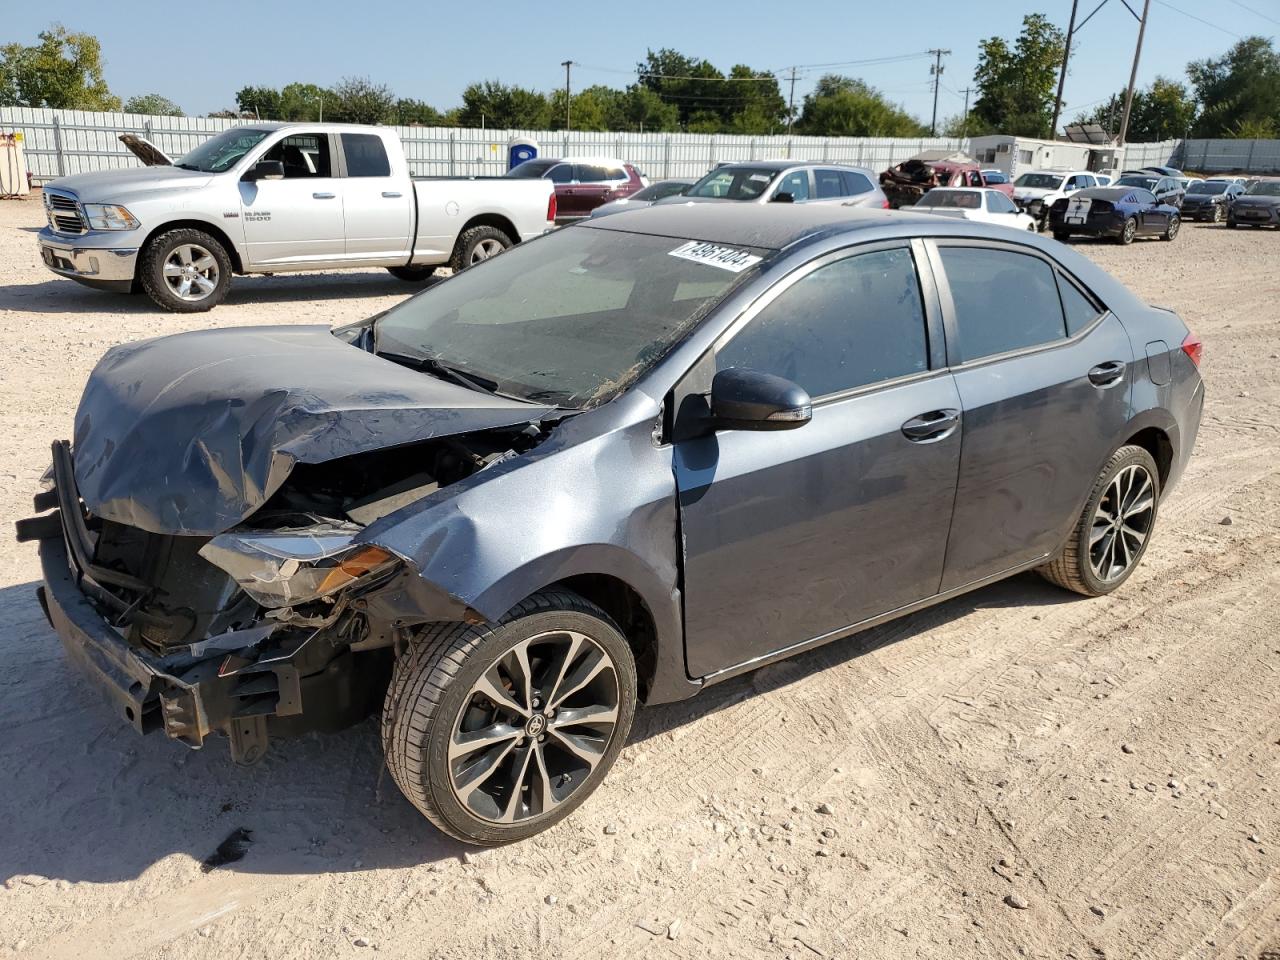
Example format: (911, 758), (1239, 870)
(71, 326), (552, 537)
(119, 133), (173, 166)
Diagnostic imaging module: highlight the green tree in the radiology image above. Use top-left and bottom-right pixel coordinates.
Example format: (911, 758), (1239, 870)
(0, 24), (120, 109)
(970, 13), (1066, 137)
(124, 93), (183, 116)
(279, 82), (332, 121)
(1187, 36), (1280, 138)
(795, 75), (927, 137)
(235, 85), (281, 119)
(1074, 77), (1197, 141)
(328, 76), (395, 124)
(396, 97), (445, 125)
(457, 81), (551, 128)
(636, 48), (724, 128)
(548, 84), (617, 131)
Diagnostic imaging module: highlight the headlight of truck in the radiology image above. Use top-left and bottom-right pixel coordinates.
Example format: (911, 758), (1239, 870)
(199, 522), (398, 608)
(82, 203), (140, 231)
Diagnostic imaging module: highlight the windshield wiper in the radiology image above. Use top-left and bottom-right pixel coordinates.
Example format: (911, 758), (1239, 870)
(174, 163), (200, 170)
(377, 350), (499, 395)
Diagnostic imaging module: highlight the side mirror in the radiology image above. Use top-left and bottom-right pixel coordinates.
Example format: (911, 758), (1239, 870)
(771, 191), (795, 204)
(243, 160), (285, 182)
(710, 368), (811, 431)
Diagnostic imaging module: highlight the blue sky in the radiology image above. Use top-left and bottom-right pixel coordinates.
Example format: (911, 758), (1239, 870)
(7, 0), (1276, 124)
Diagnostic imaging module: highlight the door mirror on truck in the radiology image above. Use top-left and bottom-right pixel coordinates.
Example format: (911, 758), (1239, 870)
(243, 160), (285, 182)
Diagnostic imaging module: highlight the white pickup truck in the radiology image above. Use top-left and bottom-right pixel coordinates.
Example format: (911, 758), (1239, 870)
(37, 123), (557, 311)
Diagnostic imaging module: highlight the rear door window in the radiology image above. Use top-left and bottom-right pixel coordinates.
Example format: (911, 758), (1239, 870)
(938, 246), (1068, 362)
(575, 165), (609, 183)
(547, 164), (575, 184)
(718, 247), (928, 397)
(340, 133), (391, 177)
(815, 169), (846, 198)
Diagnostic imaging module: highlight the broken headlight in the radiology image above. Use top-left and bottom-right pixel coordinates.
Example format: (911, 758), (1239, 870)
(198, 519), (398, 608)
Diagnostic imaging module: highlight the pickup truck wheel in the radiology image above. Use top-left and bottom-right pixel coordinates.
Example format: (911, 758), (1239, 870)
(449, 225), (513, 272)
(139, 229), (231, 312)
(1037, 444), (1160, 597)
(382, 590), (637, 845)
(387, 265), (437, 282)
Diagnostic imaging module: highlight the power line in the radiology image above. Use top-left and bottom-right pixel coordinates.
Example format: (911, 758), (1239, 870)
(1151, 0), (1243, 37)
(1222, 0), (1280, 27)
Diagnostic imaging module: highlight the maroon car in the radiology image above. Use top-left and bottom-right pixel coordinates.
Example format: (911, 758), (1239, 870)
(506, 157), (646, 223)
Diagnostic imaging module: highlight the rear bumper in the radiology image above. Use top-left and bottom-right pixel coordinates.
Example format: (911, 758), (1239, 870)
(38, 226), (138, 291)
(1049, 214), (1124, 238)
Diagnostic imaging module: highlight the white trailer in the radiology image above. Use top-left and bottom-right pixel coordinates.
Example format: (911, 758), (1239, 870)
(969, 135), (1120, 179)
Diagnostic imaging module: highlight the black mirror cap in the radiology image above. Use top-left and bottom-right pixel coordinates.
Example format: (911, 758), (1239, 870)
(771, 191), (795, 204)
(243, 160), (285, 182)
(711, 367), (812, 431)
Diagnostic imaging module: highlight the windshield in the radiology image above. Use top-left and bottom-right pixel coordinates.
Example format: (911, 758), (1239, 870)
(687, 167), (780, 200)
(1117, 175), (1158, 189)
(373, 227), (763, 408)
(504, 160), (559, 179)
(1187, 182), (1221, 195)
(916, 190), (980, 208)
(1245, 180), (1280, 197)
(1014, 173), (1064, 190)
(632, 180), (690, 202)
(174, 128), (272, 172)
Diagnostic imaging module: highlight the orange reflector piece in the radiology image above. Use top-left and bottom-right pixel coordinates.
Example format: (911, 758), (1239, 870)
(316, 546), (395, 596)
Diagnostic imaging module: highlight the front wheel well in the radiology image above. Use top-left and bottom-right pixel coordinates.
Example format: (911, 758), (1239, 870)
(1125, 426), (1174, 491)
(458, 213), (519, 243)
(547, 574), (658, 701)
(138, 219), (244, 274)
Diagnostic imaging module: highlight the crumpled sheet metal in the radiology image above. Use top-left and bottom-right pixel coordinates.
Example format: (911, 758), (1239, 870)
(71, 325), (549, 537)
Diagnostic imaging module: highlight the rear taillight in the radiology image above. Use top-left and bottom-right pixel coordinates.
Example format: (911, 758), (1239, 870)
(547, 192), (557, 223)
(882, 199), (890, 209)
(1181, 331), (1203, 367)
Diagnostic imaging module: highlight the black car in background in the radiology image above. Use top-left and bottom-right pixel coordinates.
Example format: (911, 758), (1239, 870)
(1181, 179), (1246, 222)
(1049, 186), (1181, 244)
(1115, 173), (1185, 209)
(1227, 178), (1280, 229)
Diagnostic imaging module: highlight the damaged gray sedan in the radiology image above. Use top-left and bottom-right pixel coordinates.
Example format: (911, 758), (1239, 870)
(19, 203), (1203, 844)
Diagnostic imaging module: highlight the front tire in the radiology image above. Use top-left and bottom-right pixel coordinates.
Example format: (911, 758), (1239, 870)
(382, 590), (637, 845)
(1038, 445), (1160, 597)
(1226, 218), (1238, 229)
(448, 225), (513, 273)
(138, 228), (232, 312)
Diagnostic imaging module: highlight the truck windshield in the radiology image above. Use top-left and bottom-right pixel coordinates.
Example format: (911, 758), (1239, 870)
(373, 227), (764, 409)
(174, 128), (272, 172)
(1014, 173), (1064, 190)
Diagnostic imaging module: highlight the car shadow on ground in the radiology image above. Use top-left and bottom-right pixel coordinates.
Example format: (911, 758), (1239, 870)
(0, 272), (440, 315)
(0, 571), (1075, 883)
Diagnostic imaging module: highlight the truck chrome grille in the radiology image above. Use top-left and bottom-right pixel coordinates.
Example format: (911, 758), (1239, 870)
(44, 189), (87, 235)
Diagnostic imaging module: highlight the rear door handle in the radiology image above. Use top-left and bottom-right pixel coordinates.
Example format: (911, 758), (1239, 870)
(312, 192), (336, 200)
(381, 191), (402, 198)
(901, 408), (960, 442)
(1088, 361), (1126, 386)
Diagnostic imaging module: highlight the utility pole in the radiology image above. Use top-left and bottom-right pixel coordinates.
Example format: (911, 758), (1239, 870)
(1117, 0), (1151, 145)
(786, 67), (798, 135)
(960, 86), (972, 139)
(1049, 0), (1080, 140)
(561, 60), (574, 131)
(928, 49), (951, 137)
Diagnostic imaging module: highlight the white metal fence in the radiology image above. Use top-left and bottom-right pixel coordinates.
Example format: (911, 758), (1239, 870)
(5, 107), (1276, 182)
(1, 106), (973, 182)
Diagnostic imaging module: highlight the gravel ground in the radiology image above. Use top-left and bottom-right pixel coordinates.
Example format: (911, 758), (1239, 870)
(1, 197), (1277, 960)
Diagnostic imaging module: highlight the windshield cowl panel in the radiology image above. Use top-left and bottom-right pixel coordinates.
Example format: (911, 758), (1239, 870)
(373, 228), (766, 411)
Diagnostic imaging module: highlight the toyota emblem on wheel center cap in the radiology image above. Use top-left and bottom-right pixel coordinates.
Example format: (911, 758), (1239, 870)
(525, 714), (547, 737)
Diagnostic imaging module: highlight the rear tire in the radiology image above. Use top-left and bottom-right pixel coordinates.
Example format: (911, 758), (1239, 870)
(448, 225), (513, 273)
(1038, 445), (1160, 597)
(1117, 217), (1137, 245)
(1052, 230), (1071, 242)
(138, 228), (232, 312)
(1161, 214), (1180, 241)
(381, 590), (637, 845)
(387, 265), (437, 282)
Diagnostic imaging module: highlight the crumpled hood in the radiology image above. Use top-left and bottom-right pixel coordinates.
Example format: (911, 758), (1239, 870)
(48, 166), (212, 201)
(71, 325), (551, 536)
(1013, 186), (1058, 201)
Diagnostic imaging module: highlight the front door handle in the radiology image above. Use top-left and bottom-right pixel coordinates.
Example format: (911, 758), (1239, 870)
(312, 192), (336, 200)
(901, 408), (960, 442)
(381, 191), (402, 198)
(1088, 361), (1126, 386)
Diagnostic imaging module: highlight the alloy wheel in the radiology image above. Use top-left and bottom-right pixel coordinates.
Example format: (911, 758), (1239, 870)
(447, 630), (620, 825)
(1122, 219), (1136, 244)
(469, 238), (506, 265)
(1166, 216), (1180, 240)
(1088, 464), (1156, 583)
(162, 243), (219, 301)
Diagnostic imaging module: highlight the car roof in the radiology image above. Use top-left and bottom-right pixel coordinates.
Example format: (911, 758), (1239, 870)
(712, 159), (874, 173)
(1077, 187), (1141, 200)
(581, 201), (984, 251)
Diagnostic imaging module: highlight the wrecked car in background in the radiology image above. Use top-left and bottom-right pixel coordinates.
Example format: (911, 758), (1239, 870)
(19, 203), (1203, 845)
(879, 150), (1014, 208)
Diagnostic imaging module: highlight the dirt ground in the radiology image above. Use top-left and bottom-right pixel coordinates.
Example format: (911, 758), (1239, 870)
(0, 196), (1277, 960)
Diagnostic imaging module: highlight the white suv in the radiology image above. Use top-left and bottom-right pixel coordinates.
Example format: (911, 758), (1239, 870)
(1011, 169), (1101, 229)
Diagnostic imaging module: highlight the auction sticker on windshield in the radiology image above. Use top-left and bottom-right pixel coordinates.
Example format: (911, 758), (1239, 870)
(668, 241), (762, 273)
